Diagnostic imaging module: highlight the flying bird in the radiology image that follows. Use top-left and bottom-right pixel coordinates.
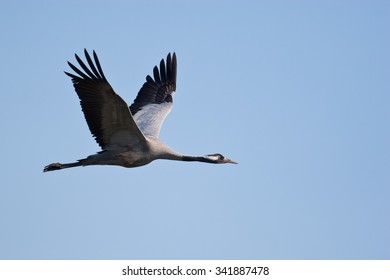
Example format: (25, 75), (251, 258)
(43, 50), (237, 172)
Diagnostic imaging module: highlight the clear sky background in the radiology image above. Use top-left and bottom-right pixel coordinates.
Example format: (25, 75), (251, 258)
(0, 0), (389, 260)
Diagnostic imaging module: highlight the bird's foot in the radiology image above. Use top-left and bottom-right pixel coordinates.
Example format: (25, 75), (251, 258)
(43, 163), (63, 172)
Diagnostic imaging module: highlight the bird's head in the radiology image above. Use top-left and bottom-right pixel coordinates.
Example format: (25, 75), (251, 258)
(205, 153), (238, 164)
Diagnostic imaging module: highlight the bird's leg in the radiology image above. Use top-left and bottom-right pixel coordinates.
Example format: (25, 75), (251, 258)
(43, 161), (81, 172)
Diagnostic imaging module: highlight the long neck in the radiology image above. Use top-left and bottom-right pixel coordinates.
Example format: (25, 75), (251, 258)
(181, 155), (216, 163)
(150, 139), (217, 164)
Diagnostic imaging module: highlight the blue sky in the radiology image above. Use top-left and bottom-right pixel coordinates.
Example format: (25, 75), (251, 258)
(0, 0), (389, 259)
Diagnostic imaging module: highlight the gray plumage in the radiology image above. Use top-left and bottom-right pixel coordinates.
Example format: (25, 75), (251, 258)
(43, 50), (237, 172)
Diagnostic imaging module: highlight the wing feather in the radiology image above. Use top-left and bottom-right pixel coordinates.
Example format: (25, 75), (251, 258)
(130, 52), (177, 138)
(65, 49), (145, 149)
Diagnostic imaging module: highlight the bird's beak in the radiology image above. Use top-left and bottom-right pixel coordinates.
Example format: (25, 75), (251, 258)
(224, 158), (238, 164)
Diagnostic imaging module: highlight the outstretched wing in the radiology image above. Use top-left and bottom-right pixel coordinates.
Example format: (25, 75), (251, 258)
(65, 49), (145, 150)
(130, 53), (177, 138)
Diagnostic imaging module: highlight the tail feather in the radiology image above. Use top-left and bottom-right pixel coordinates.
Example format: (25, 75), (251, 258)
(43, 162), (81, 172)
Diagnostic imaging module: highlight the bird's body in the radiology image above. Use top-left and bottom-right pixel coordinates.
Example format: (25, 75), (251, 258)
(44, 50), (236, 172)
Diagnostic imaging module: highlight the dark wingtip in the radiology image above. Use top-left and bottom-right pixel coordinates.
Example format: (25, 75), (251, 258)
(153, 65), (161, 83)
(92, 50), (107, 81)
(166, 52), (177, 89)
(84, 48), (89, 58)
(172, 52), (177, 85)
(64, 71), (77, 79)
(172, 53), (177, 68)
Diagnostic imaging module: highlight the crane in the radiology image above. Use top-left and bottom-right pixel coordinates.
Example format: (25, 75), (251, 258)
(43, 50), (237, 172)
